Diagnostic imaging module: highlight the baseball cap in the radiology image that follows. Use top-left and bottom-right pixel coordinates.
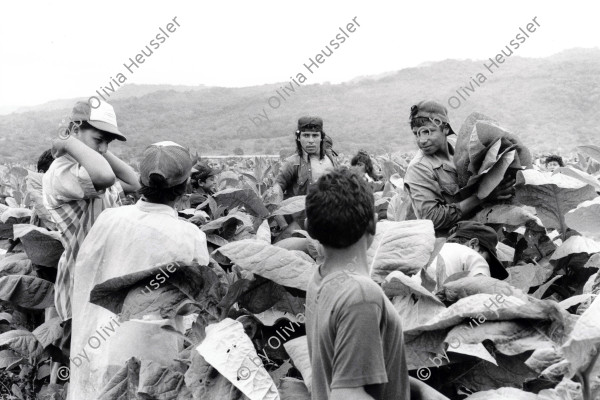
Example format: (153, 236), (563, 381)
(410, 100), (456, 136)
(71, 101), (126, 141)
(140, 141), (193, 188)
(447, 221), (509, 280)
(298, 116), (323, 132)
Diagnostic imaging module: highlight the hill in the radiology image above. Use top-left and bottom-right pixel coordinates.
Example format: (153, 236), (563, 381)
(1, 48), (599, 163)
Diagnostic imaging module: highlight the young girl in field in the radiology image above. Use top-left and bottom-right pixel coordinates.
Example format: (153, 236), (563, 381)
(43, 101), (139, 321)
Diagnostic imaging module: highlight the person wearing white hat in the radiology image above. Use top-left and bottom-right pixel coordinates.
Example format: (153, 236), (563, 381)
(43, 100), (140, 322)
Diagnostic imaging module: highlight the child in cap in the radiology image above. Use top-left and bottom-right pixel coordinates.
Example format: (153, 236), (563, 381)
(69, 141), (209, 400)
(43, 101), (140, 321)
(189, 161), (218, 208)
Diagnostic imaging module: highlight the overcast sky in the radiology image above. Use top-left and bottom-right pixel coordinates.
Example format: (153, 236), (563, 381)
(0, 1), (598, 111)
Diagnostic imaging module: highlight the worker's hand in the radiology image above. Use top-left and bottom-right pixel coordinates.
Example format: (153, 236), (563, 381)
(486, 175), (516, 201)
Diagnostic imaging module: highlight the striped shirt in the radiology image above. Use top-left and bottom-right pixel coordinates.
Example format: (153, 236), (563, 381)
(42, 155), (122, 321)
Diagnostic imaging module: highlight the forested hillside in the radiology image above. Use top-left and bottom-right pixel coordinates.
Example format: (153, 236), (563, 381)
(1, 48), (598, 163)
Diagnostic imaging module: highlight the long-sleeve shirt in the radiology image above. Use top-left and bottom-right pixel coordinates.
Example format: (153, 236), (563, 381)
(275, 151), (339, 198)
(42, 155), (122, 320)
(69, 200), (210, 400)
(404, 144), (463, 236)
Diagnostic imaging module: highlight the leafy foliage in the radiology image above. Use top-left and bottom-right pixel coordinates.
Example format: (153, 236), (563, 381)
(1, 136), (600, 399)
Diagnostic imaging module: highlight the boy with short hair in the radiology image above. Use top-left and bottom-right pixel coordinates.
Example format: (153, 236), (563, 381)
(305, 167), (407, 400)
(545, 155), (564, 172)
(305, 167), (447, 400)
(43, 101), (140, 321)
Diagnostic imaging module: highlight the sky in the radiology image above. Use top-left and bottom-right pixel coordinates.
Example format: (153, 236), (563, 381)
(0, 1), (598, 112)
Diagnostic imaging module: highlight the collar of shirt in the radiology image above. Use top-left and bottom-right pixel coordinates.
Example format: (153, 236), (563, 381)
(426, 141), (456, 169)
(136, 199), (178, 218)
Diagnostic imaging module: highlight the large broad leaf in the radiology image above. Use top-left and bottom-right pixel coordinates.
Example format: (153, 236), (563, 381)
(436, 276), (528, 303)
(540, 360), (571, 382)
(256, 220), (271, 243)
(367, 220), (435, 283)
(538, 378), (584, 400)
(98, 357), (141, 400)
(406, 294), (567, 334)
(271, 196), (306, 216)
(283, 336), (311, 392)
(472, 204), (543, 230)
(475, 149), (516, 199)
(278, 378), (311, 400)
(0, 349), (22, 369)
(214, 188), (270, 218)
(202, 212), (254, 240)
(554, 166), (600, 191)
(0, 275), (54, 309)
(32, 317), (63, 348)
(184, 351), (245, 400)
(455, 113), (532, 189)
(216, 239), (317, 290)
(550, 235), (600, 261)
(0, 208), (32, 223)
(121, 283), (189, 321)
(450, 352), (538, 393)
(505, 263), (553, 292)
(0, 213), (32, 239)
(238, 277), (294, 314)
(13, 224), (64, 268)
(445, 321), (558, 357)
(90, 262), (228, 318)
(458, 136), (516, 199)
(26, 171), (56, 230)
(496, 242), (515, 263)
(0, 253), (33, 276)
(565, 197), (600, 241)
(386, 190), (411, 222)
(382, 271), (446, 331)
(138, 359), (189, 399)
(196, 318), (279, 400)
(525, 346), (565, 375)
(515, 169), (597, 234)
(0, 330), (44, 358)
(562, 295), (600, 378)
(577, 145), (600, 164)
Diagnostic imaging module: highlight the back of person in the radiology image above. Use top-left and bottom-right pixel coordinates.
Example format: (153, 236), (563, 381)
(69, 142), (209, 399)
(69, 203), (209, 399)
(306, 269), (410, 399)
(304, 167), (410, 400)
(418, 242), (491, 290)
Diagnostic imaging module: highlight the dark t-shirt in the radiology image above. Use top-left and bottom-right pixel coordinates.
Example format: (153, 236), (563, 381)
(306, 266), (410, 400)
